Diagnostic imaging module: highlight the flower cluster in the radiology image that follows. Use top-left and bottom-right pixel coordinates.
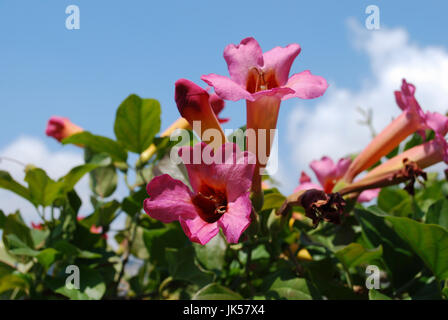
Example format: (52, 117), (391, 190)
(44, 39), (448, 244)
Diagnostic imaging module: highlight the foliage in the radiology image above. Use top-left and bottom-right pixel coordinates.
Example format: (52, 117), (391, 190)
(0, 96), (447, 300)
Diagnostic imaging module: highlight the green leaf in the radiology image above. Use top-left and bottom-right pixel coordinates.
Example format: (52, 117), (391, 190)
(0, 261), (14, 278)
(143, 226), (188, 265)
(63, 131), (127, 163)
(267, 277), (322, 300)
(192, 283), (243, 300)
(60, 158), (111, 192)
(262, 192), (286, 211)
(355, 209), (423, 288)
(47, 267), (106, 300)
(369, 289), (392, 300)
(37, 248), (60, 269)
(89, 165), (118, 198)
(2, 214), (34, 250)
(0, 210), (5, 229)
(6, 234), (40, 257)
(122, 187), (147, 217)
(426, 199), (448, 230)
(25, 167), (63, 207)
(377, 187), (412, 217)
(0, 171), (31, 202)
(114, 94), (161, 153)
(302, 258), (363, 300)
(152, 153), (190, 186)
(194, 234), (226, 272)
(404, 133), (424, 151)
(166, 246), (213, 287)
(0, 273), (29, 294)
(386, 216), (448, 280)
(335, 243), (382, 270)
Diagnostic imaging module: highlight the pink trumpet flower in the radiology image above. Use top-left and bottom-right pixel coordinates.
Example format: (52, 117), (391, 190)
(294, 156), (379, 203)
(344, 79), (448, 182)
(144, 142), (256, 245)
(45, 116), (83, 142)
(339, 135), (448, 197)
(201, 37), (328, 192)
(363, 136), (448, 180)
(138, 90), (228, 166)
(175, 79), (227, 148)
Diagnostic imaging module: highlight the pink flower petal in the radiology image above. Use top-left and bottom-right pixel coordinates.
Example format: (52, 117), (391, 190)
(357, 188), (381, 202)
(394, 79), (416, 111)
(310, 156), (350, 193)
(310, 156), (336, 188)
(394, 79), (427, 139)
(251, 87), (295, 100)
(201, 73), (254, 101)
(299, 171), (312, 184)
(335, 158), (351, 178)
(223, 37), (264, 86)
(262, 43), (301, 86)
(424, 111), (448, 137)
(179, 215), (220, 245)
(213, 143), (256, 202)
(144, 174), (197, 223)
(293, 182), (323, 193)
(179, 143), (255, 202)
(218, 192), (252, 243)
(283, 70), (328, 100)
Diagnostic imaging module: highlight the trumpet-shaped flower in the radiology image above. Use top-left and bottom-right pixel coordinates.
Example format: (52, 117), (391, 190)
(201, 37), (328, 102)
(294, 156), (379, 202)
(339, 135), (448, 197)
(343, 79), (448, 182)
(45, 116), (83, 142)
(144, 142), (256, 245)
(175, 79), (227, 148)
(138, 88), (228, 165)
(202, 37), (328, 192)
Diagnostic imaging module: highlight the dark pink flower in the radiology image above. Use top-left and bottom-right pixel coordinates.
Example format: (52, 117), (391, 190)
(45, 116), (83, 142)
(175, 79), (227, 147)
(144, 142), (255, 245)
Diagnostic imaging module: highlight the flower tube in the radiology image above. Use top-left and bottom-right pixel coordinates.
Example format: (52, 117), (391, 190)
(202, 37), (328, 192)
(45, 116), (83, 142)
(174, 79), (227, 149)
(138, 92), (228, 165)
(343, 79), (448, 182)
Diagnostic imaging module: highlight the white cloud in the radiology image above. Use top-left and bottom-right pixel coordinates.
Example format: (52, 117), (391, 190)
(285, 19), (448, 191)
(0, 136), (87, 224)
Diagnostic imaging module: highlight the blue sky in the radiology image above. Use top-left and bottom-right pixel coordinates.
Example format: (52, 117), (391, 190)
(1, 0), (448, 196)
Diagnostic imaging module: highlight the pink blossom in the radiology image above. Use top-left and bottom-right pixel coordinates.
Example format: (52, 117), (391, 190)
(294, 156), (380, 203)
(45, 116), (83, 142)
(344, 79), (448, 182)
(201, 37), (328, 102)
(175, 79), (227, 147)
(144, 142), (255, 245)
(201, 37), (328, 193)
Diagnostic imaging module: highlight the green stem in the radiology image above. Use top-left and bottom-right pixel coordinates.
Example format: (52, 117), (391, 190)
(344, 267), (353, 289)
